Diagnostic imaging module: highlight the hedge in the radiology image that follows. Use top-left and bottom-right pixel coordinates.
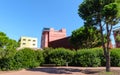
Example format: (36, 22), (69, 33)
(0, 48), (17, 70)
(14, 48), (44, 69)
(0, 48), (44, 70)
(43, 48), (120, 67)
(74, 48), (102, 67)
(43, 47), (54, 64)
(48, 48), (74, 66)
(111, 48), (120, 67)
(1, 47), (120, 71)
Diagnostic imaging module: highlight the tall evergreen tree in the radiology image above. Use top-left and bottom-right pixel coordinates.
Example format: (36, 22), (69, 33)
(0, 32), (18, 58)
(70, 26), (104, 49)
(78, 0), (120, 72)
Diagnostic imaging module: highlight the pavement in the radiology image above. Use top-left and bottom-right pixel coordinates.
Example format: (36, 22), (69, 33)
(0, 67), (120, 75)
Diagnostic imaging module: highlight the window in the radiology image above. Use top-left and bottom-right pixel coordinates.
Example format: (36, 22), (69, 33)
(23, 43), (26, 45)
(23, 39), (26, 41)
(33, 40), (36, 42)
(33, 44), (35, 46)
(28, 39), (31, 41)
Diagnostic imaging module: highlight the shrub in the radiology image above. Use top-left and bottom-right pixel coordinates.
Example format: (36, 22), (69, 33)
(48, 48), (74, 66)
(2, 47), (120, 70)
(91, 48), (105, 66)
(14, 48), (41, 69)
(0, 57), (15, 70)
(74, 48), (101, 67)
(111, 48), (120, 66)
(35, 50), (44, 65)
(0, 48), (17, 70)
(0, 48), (44, 70)
(43, 47), (54, 64)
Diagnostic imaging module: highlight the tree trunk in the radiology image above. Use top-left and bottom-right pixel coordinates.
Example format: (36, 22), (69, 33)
(106, 51), (111, 72)
(98, 14), (111, 72)
(106, 23), (112, 72)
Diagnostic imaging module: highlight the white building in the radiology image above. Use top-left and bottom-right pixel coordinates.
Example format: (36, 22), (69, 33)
(19, 36), (38, 49)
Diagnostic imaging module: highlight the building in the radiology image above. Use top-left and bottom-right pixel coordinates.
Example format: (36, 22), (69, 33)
(19, 36), (38, 49)
(41, 28), (66, 48)
(113, 28), (120, 48)
(41, 28), (75, 49)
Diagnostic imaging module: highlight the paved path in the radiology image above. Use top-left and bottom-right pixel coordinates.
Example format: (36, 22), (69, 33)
(0, 67), (120, 75)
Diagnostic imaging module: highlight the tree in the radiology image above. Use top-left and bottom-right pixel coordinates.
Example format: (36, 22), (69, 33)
(78, 0), (120, 72)
(0, 32), (19, 70)
(0, 32), (19, 58)
(70, 26), (104, 49)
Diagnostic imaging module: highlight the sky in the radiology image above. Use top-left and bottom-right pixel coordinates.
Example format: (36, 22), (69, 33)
(0, 0), (84, 47)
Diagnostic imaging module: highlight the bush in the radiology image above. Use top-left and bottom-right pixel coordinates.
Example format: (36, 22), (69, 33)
(48, 48), (74, 66)
(2, 47), (120, 70)
(43, 47), (54, 64)
(35, 50), (44, 65)
(111, 48), (120, 66)
(91, 48), (105, 66)
(0, 48), (44, 70)
(14, 48), (44, 69)
(0, 48), (17, 70)
(74, 48), (101, 67)
(0, 57), (16, 70)
(14, 48), (37, 69)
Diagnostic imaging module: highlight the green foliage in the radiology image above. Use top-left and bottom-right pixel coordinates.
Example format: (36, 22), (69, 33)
(1, 46), (120, 70)
(0, 32), (18, 50)
(102, 3), (118, 16)
(35, 50), (44, 65)
(110, 48), (120, 66)
(0, 48), (44, 70)
(43, 47), (54, 64)
(74, 48), (102, 67)
(102, 3), (119, 25)
(0, 48), (17, 70)
(14, 48), (42, 69)
(0, 47), (17, 58)
(0, 53), (17, 70)
(78, 0), (120, 49)
(78, 0), (119, 22)
(78, 0), (120, 71)
(90, 48), (106, 66)
(0, 31), (44, 70)
(0, 53), (16, 70)
(48, 48), (74, 66)
(70, 26), (104, 49)
(0, 32), (18, 70)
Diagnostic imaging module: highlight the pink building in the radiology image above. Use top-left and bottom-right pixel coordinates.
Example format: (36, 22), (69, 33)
(41, 28), (75, 49)
(41, 28), (66, 48)
(113, 29), (120, 48)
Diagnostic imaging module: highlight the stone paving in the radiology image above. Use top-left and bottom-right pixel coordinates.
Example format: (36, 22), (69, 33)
(0, 67), (120, 75)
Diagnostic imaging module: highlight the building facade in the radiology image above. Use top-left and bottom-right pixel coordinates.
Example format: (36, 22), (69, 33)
(113, 28), (120, 48)
(41, 28), (66, 48)
(19, 36), (38, 48)
(41, 28), (75, 49)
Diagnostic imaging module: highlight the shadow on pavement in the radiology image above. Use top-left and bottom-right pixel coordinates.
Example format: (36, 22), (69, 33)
(82, 69), (101, 74)
(27, 67), (101, 74)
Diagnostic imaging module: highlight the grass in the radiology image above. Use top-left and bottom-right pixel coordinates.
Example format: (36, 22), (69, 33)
(81, 69), (120, 75)
(97, 70), (120, 75)
(90, 70), (120, 75)
(99, 72), (113, 75)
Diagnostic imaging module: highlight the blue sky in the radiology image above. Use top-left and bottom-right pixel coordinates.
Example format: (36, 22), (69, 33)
(0, 0), (84, 47)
